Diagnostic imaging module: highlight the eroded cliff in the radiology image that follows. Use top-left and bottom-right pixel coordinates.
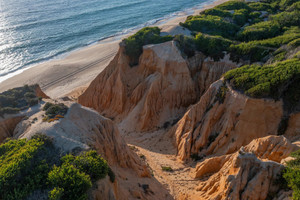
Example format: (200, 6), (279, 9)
(78, 41), (238, 132)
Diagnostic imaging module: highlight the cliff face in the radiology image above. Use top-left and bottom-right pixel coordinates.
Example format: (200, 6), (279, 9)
(78, 41), (238, 132)
(194, 150), (284, 200)
(170, 80), (287, 161)
(182, 135), (295, 200)
(0, 116), (24, 143)
(13, 100), (172, 200)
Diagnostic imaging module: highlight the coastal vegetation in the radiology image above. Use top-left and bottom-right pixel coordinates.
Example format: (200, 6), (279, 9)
(283, 149), (300, 200)
(0, 84), (40, 116)
(177, 0), (300, 62)
(0, 135), (109, 200)
(224, 58), (300, 111)
(42, 102), (68, 122)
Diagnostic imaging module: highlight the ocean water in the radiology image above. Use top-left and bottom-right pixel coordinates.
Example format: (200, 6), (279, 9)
(0, 0), (212, 81)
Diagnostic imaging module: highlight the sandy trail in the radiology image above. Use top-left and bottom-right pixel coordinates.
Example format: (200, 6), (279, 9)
(123, 128), (200, 199)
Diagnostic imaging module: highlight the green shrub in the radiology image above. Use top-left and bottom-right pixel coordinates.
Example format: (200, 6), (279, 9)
(229, 42), (271, 62)
(174, 35), (196, 58)
(288, 38), (300, 47)
(201, 8), (232, 17)
(271, 10), (300, 27)
(233, 9), (249, 26)
(123, 27), (173, 66)
(237, 21), (281, 41)
(161, 166), (173, 172)
(249, 11), (262, 19)
(61, 150), (108, 181)
(283, 149), (300, 200)
(215, 1), (251, 11)
(48, 164), (92, 200)
(224, 58), (300, 100)
(0, 136), (56, 200)
(194, 33), (233, 60)
(279, 0), (299, 9)
(180, 15), (240, 38)
(0, 135), (110, 200)
(43, 102), (68, 119)
(248, 2), (275, 12)
(108, 167), (116, 183)
(49, 187), (64, 200)
(287, 1), (300, 11)
(0, 85), (40, 116)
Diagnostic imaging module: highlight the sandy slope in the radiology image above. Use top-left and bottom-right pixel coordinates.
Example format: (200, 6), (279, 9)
(0, 0), (228, 99)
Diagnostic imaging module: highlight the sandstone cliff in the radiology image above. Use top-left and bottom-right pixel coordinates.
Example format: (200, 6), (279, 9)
(78, 41), (238, 132)
(169, 79), (296, 161)
(178, 135), (296, 200)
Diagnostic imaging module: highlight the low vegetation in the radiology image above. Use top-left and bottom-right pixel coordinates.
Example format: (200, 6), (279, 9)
(0, 84), (41, 116)
(43, 102), (68, 122)
(0, 135), (109, 200)
(161, 166), (173, 172)
(177, 0), (300, 63)
(224, 58), (300, 111)
(283, 149), (300, 200)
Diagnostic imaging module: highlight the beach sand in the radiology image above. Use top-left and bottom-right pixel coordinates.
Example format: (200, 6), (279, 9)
(0, 0), (228, 99)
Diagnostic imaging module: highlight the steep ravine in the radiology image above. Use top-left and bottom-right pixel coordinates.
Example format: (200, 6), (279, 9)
(77, 40), (300, 199)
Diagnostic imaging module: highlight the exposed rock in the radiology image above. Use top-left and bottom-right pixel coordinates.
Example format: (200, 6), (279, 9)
(194, 135), (296, 180)
(285, 112), (300, 142)
(244, 135), (298, 163)
(194, 150), (284, 200)
(13, 100), (172, 200)
(170, 80), (284, 161)
(78, 41), (238, 132)
(0, 116), (24, 143)
(33, 84), (50, 99)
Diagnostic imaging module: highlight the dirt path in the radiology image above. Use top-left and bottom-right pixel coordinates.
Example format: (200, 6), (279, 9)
(122, 128), (200, 199)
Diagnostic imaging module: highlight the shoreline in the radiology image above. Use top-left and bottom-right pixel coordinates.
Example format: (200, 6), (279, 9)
(0, 0), (228, 99)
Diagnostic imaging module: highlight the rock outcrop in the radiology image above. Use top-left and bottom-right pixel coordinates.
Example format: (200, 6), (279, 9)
(189, 135), (296, 200)
(170, 80), (287, 161)
(194, 150), (284, 200)
(13, 100), (172, 200)
(78, 41), (238, 132)
(0, 116), (24, 143)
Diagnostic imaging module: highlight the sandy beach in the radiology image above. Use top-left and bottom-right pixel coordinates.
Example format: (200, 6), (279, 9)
(0, 0), (227, 99)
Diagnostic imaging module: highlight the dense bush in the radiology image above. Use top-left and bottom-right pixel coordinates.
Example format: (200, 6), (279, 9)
(200, 8), (232, 17)
(271, 10), (300, 27)
(43, 102), (68, 121)
(283, 149), (300, 200)
(232, 9), (249, 26)
(48, 164), (92, 200)
(0, 135), (109, 200)
(194, 33), (233, 60)
(180, 15), (240, 38)
(123, 27), (173, 66)
(248, 2), (275, 12)
(0, 85), (40, 116)
(0, 135), (56, 200)
(237, 21), (281, 41)
(61, 150), (108, 181)
(224, 58), (300, 100)
(229, 42), (270, 62)
(215, 1), (251, 11)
